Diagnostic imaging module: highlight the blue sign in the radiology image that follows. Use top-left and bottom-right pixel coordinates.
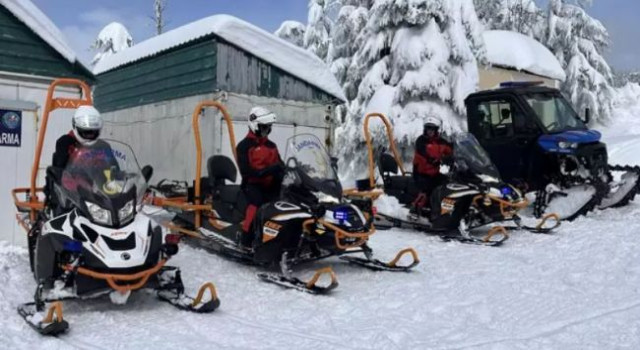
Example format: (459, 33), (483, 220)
(0, 109), (21, 147)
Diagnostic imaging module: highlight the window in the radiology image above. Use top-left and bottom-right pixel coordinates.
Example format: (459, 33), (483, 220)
(475, 99), (515, 139)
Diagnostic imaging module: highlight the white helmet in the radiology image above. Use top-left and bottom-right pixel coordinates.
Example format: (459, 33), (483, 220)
(72, 105), (103, 145)
(248, 106), (276, 137)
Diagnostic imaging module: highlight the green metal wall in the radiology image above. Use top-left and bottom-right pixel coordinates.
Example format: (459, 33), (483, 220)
(0, 6), (92, 80)
(216, 41), (337, 103)
(94, 39), (217, 112)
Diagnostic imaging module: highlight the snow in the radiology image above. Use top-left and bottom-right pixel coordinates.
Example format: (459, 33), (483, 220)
(2, 201), (640, 348)
(0, 0), (77, 64)
(274, 21), (306, 48)
(483, 30), (566, 81)
(93, 14), (346, 102)
(92, 22), (133, 66)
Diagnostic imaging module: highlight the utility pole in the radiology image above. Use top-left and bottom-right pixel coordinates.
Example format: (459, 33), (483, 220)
(153, 0), (167, 35)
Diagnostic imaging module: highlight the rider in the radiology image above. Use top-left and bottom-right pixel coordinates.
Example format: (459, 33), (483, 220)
(236, 106), (284, 248)
(411, 116), (453, 213)
(46, 105), (116, 214)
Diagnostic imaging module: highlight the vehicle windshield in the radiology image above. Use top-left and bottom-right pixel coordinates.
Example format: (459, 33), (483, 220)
(60, 139), (147, 208)
(524, 92), (587, 133)
(285, 134), (337, 182)
(452, 133), (501, 180)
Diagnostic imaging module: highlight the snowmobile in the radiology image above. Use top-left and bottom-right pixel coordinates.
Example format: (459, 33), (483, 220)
(152, 101), (419, 294)
(11, 79), (219, 336)
(465, 81), (640, 220)
(344, 113), (560, 247)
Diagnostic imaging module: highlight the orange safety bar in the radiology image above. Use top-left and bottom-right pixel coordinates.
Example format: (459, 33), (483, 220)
(193, 101), (235, 229)
(22, 79), (92, 222)
(12, 187), (45, 212)
(303, 218), (376, 250)
(66, 259), (167, 293)
(363, 113), (406, 189)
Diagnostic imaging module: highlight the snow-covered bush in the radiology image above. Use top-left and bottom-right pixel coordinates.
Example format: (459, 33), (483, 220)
(275, 21), (306, 48)
(91, 22), (133, 66)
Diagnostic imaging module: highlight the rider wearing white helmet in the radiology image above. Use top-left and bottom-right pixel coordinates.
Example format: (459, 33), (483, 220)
(411, 115), (453, 214)
(52, 105), (105, 168)
(235, 106), (284, 248)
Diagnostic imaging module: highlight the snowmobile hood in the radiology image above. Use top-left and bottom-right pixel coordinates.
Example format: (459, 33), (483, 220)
(538, 130), (601, 153)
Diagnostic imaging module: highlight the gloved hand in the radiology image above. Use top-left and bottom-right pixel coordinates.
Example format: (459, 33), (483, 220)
(440, 164), (451, 175)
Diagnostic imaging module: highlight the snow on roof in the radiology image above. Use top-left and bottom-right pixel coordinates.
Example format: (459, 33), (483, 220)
(1, 0), (77, 64)
(483, 30), (566, 81)
(94, 14), (346, 102)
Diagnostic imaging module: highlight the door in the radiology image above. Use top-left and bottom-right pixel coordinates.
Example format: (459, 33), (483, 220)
(467, 96), (540, 183)
(0, 101), (37, 246)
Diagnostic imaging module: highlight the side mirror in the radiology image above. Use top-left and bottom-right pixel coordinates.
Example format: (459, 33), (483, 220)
(330, 157), (339, 172)
(141, 165), (154, 183)
(583, 108), (591, 125)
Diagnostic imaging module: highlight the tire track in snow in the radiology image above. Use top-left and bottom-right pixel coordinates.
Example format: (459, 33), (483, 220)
(445, 300), (640, 349)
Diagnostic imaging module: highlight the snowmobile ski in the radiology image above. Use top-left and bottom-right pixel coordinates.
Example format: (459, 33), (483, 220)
(257, 267), (339, 295)
(17, 301), (68, 336)
(156, 267), (220, 313)
(340, 247), (420, 271)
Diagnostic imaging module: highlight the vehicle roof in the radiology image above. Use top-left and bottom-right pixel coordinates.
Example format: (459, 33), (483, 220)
(465, 85), (560, 102)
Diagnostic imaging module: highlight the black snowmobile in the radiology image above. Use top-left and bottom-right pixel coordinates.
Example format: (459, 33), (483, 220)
(345, 113), (559, 246)
(153, 102), (419, 294)
(465, 82), (640, 220)
(11, 79), (219, 336)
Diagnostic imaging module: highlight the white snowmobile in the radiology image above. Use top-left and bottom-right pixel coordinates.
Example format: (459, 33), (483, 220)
(150, 102), (419, 294)
(11, 79), (219, 336)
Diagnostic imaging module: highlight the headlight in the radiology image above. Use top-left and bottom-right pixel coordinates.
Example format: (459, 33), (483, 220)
(86, 202), (112, 225)
(558, 141), (578, 149)
(118, 200), (135, 224)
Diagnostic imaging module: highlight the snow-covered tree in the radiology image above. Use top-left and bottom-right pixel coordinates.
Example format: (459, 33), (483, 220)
(335, 0), (486, 180)
(304, 0), (334, 61)
(327, 3), (369, 99)
(91, 22), (133, 66)
(275, 21), (306, 48)
(546, 0), (614, 123)
(474, 0), (544, 38)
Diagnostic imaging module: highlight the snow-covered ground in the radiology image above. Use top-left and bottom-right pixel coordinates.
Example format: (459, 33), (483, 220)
(1, 85), (639, 349)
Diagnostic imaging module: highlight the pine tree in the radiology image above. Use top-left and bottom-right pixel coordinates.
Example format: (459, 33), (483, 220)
(474, 0), (544, 38)
(275, 21), (307, 48)
(546, 0), (614, 123)
(91, 22), (134, 66)
(304, 0), (333, 61)
(335, 0), (486, 181)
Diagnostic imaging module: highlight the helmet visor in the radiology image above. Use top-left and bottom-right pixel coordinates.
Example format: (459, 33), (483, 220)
(78, 128), (100, 141)
(257, 123), (272, 137)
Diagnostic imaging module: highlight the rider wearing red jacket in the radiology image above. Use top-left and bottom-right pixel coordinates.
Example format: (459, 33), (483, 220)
(412, 117), (452, 211)
(236, 106), (284, 248)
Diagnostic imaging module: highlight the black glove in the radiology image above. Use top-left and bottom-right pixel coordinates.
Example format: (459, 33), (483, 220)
(257, 162), (285, 177)
(442, 155), (454, 166)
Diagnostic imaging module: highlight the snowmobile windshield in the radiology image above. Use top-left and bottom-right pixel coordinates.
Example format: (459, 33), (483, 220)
(60, 140), (147, 224)
(452, 133), (501, 181)
(525, 92), (587, 133)
(284, 134), (341, 199)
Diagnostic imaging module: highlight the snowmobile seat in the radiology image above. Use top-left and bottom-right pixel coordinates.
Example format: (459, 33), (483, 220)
(208, 155), (237, 187)
(207, 155), (247, 215)
(378, 153), (399, 175)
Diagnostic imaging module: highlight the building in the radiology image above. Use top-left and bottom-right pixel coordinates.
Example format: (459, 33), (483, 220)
(479, 30), (566, 89)
(0, 0), (93, 245)
(93, 14), (346, 183)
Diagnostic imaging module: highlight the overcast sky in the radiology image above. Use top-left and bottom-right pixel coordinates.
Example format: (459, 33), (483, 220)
(31, 0), (640, 72)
